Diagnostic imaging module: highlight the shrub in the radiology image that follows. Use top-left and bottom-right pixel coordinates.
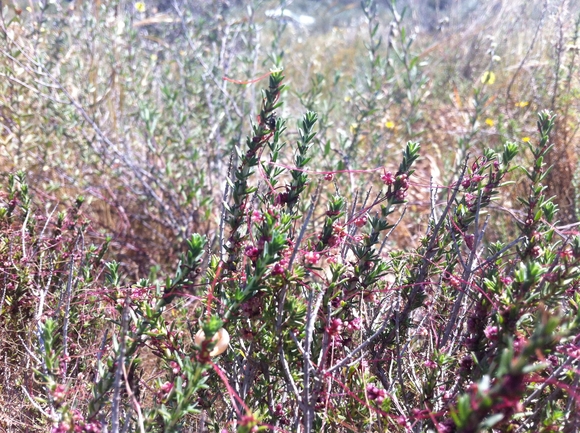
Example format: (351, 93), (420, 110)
(2, 1), (580, 432)
(3, 72), (579, 432)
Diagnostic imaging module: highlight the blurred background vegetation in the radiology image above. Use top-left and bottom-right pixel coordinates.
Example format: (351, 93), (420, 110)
(1, 0), (579, 278)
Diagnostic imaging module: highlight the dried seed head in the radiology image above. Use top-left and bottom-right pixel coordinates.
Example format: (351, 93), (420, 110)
(195, 328), (230, 357)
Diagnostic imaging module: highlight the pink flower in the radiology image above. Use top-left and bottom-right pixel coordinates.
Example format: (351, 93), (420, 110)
(244, 245), (260, 261)
(448, 275), (461, 289)
(500, 276), (513, 285)
(84, 421), (102, 433)
(396, 416), (411, 428)
(170, 361), (180, 375)
(52, 384), (67, 403)
(548, 354), (559, 368)
(396, 173), (409, 189)
(160, 381), (173, 394)
(304, 251), (320, 265)
(333, 224), (346, 238)
(381, 170), (395, 185)
(347, 318), (361, 332)
(327, 318), (343, 335)
(52, 422), (71, 433)
(354, 214), (368, 227)
(395, 190), (407, 201)
(327, 255), (338, 264)
(274, 403), (284, 416)
(424, 360), (437, 369)
(272, 259), (287, 275)
(275, 192), (288, 206)
(251, 210), (264, 223)
(366, 384), (387, 404)
(514, 335), (527, 354)
(566, 345), (580, 359)
(484, 325), (499, 341)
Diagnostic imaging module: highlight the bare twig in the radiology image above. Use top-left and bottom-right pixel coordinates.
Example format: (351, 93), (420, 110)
(111, 294), (131, 433)
(302, 286), (324, 433)
(122, 362), (145, 433)
(324, 307), (393, 376)
(61, 234), (81, 380)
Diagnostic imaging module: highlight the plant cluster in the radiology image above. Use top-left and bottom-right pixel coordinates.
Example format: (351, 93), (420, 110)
(3, 75), (580, 432)
(1, 0), (580, 432)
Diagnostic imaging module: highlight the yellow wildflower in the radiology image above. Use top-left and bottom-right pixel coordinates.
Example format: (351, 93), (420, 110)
(485, 118), (494, 127)
(344, 96), (351, 102)
(385, 121), (395, 129)
(522, 137), (531, 143)
(481, 71), (496, 85)
(515, 101), (529, 108)
(135, 2), (146, 12)
(349, 123), (359, 134)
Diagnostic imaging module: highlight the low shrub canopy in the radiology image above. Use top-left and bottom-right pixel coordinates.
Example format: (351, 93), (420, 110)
(1, 1), (580, 432)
